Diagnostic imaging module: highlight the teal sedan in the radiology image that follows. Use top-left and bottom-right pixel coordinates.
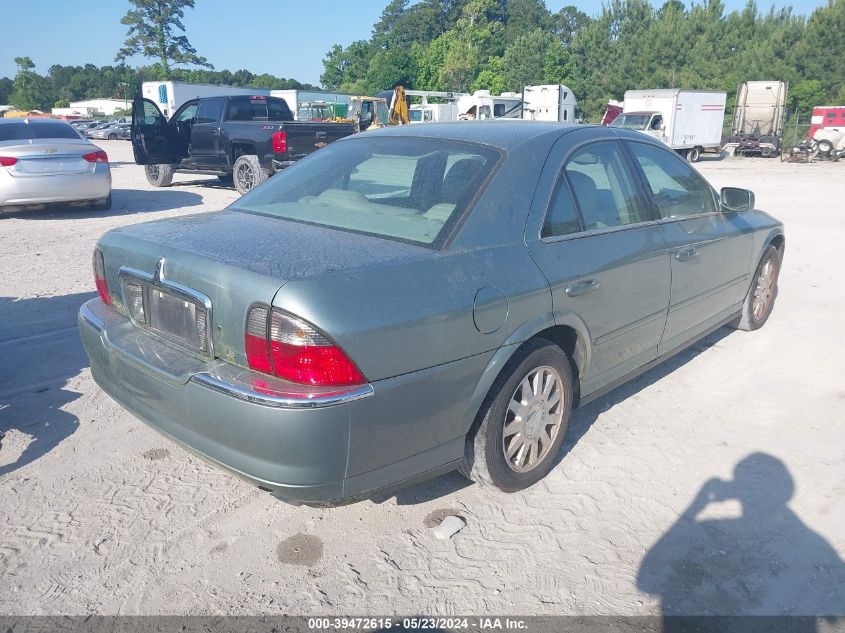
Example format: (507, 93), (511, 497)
(79, 122), (783, 505)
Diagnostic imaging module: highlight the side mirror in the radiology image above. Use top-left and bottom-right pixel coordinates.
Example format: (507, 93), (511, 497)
(721, 187), (754, 212)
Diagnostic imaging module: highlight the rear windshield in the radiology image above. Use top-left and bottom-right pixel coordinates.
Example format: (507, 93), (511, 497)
(232, 137), (501, 248)
(0, 122), (82, 141)
(226, 97), (292, 122)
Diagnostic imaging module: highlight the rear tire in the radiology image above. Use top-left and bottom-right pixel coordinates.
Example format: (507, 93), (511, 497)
(817, 140), (833, 156)
(108, 133), (117, 140)
(145, 164), (174, 187)
(732, 245), (781, 331)
(91, 194), (112, 211)
(233, 155), (268, 195)
(460, 339), (574, 492)
(687, 147), (701, 163)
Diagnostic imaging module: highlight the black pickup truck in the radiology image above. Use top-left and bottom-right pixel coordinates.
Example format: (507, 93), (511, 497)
(131, 95), (354, 194)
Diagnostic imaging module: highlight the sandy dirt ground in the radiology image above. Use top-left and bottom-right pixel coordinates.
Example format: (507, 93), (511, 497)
(1, 141), (843, 616)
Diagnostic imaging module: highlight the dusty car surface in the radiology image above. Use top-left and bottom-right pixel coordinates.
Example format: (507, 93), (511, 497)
(78, 122), (784, 505)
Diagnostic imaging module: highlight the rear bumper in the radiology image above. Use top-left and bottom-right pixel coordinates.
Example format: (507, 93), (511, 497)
(0, 164), (111, 207)
(78, 299), (471, 505)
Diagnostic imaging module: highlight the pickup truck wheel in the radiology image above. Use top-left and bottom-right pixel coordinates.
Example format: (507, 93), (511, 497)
(144, 164), (174, 187)
(233, 155), (268, 195)
(732, 245), (780, 331)
(687, 147), (701, 163)
(460, 339), (573, 492)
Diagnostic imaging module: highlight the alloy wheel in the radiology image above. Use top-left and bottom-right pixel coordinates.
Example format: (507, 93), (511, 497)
(502, 366), (565, 473)
(752, 259), (775, 320)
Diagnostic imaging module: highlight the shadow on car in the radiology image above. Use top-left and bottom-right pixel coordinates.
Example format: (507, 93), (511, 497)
(1, 188), (204, 219)
(0, 291), (95, 477)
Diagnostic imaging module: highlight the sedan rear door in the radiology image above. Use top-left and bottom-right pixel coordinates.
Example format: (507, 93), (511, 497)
(525, 130), (671, 396)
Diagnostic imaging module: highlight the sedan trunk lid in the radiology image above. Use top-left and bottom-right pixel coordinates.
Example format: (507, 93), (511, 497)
(98, 209), (435, 371)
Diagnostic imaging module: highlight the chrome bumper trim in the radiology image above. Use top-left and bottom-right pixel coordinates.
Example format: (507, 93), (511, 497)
(79, 300), (105, 332)
(191, 370), (374, 409)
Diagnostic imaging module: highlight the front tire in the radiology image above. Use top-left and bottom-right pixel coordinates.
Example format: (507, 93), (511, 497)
(233, 155), (268, 195)
(460, 339), (574, 492)
(144, 164), (174, 187)
(732, 245), (781, 331)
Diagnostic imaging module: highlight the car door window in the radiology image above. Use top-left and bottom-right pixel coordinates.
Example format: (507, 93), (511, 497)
(542, 176), (582, 238)
(174, 102), (198, 123)
(565, 141), (649, 230)
(196, 98), (224, 125)
(627, 142), (718, 218)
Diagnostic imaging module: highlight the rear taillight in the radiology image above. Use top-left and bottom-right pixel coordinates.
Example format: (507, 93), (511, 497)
(0, 156), (17, 167)
(83, 150), (108, 163)
(92, 248), (111, 305)
(244, 306), (365, 387)
(245, 305), (272, 373)
(272, 131), (287, 153)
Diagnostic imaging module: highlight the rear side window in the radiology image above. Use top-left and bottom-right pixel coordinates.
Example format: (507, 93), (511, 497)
(565, 141), (649, 230)
(233, 137), (501, 248)
(227, 97), (267, 121)
(542, 178), (582, 238)
(0, 122), (82, 141)
(196, 98), (225, 125)
(627, 142), (717, 218)
(267, 99), (293, 121)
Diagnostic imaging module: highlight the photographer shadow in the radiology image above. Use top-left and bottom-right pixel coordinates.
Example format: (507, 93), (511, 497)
(637, 453), (844, 631)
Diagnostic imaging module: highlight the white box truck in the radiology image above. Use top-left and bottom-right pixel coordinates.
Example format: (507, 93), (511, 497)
(521, 84), (577, 123)
(610, 89), (727, 162)
(141, 81), (270, 118)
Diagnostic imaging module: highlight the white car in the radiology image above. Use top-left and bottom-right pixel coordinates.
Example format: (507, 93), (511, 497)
(0, 118), (111, 212)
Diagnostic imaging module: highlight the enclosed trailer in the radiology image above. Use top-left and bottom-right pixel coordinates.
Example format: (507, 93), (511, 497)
(611, 89), (726, 161)
(141, 81), (269, 118)
(521, 84), (577, 123)
(727, 80), (788, 157)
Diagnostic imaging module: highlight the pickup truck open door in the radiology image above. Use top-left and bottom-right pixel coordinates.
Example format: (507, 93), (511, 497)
(132, 98), (177, 165)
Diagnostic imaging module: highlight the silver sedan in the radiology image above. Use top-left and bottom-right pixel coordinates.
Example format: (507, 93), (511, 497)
(0, 118), (112, 212)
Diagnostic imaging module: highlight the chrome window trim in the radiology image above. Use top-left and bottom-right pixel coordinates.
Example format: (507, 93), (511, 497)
(540, 218), (659, 244)
(118, 265), (214, 360)
(191, 370), (374, 409)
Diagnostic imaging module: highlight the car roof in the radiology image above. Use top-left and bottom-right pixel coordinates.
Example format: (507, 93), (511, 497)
(0, 118), (73, 125)
(366, 120), (596, 151)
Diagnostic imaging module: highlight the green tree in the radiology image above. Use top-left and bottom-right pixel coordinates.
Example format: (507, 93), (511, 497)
(503, 29), (555, 90)
(788, 79), (827, 117)
(470, 56), (507, 94)
(10, 57), (47, 111)
(54, 98), (70, 108)
(115, 0), (212, 80)
(0, 77), (13, 104)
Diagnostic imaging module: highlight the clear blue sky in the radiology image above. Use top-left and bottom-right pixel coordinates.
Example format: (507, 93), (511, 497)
(0, 0), (828, 84)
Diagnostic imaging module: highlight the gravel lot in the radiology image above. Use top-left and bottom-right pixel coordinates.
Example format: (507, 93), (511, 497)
(1, 140), (843, 616)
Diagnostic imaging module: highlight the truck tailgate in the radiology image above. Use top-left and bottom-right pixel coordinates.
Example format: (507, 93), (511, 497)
(280, 123), (354, 162)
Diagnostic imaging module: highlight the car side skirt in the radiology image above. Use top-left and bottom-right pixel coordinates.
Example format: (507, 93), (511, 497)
(578, 311), (740, 408)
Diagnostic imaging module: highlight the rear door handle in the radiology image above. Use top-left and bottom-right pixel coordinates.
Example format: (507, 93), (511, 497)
(565, 279), (600, 297)
(675, 247), (699, 262)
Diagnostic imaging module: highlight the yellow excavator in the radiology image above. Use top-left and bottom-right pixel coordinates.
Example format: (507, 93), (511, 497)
(327, 86), (410, 133)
